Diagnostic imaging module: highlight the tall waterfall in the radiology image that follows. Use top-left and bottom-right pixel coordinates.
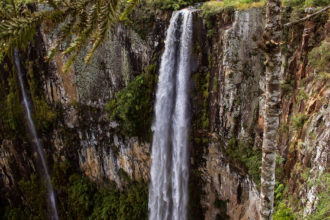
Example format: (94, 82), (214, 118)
(149, 9), (193, 220)
(14, 49), (59, 220)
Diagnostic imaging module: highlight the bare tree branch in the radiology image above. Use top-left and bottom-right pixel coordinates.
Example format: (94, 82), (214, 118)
(284, 6), (330, 27)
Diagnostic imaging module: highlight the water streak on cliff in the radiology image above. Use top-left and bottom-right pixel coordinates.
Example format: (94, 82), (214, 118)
(14, 48), (59, 220)
(148, 9), (193, 220)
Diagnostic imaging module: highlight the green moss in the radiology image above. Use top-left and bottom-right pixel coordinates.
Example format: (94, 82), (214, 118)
(106, 67), (156, 140)
(224, 137), (262, 188)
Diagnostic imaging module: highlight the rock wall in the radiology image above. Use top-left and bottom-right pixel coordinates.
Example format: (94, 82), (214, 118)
(197, 8), (264, 220)
(38, 10), (171, 185)
(0, 4), (329, 220)
(277, 9), (329, 217)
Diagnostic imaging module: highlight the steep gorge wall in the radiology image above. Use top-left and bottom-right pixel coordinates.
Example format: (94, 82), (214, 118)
(0, 5), (329, 220)
(198, 8), (265, 219)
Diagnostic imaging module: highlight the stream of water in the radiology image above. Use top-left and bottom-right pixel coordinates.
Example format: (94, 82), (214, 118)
(14, 48), (59, 220)
(149, 9), (194, 220)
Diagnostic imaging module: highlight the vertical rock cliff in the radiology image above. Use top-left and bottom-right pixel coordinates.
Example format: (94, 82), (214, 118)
(0, 3), (329, 220)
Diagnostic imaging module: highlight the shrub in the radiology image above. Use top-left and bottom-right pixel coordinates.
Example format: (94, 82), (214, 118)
(308, 39), (330, 74)
(307, 173), (330, 220)
(225, 137), (262, 188)
(106, 72), (156, 139)
(17, 174), (48, 219)
(51, 161), (149, 220)
(68, 174), (97, 218)
(274, 202), (296, 220)
(291, 113), (309, 132)
(280, 79), (295, 97)
(0, 72), (25, 139)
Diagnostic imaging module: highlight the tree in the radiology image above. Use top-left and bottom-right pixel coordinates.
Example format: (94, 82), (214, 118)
(0, 0), (139, 67)
(260, 0), (282, 219)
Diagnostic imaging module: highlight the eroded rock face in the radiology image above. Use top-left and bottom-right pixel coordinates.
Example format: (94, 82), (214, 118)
(202, 143), (260, 220)
(78, 133), (150, 185)
(198, 8), (264, 220)
(1, 5), (328, 220)
(37, 12), (169, 186)
(302, 96), (329, 216)
(221, 8), (265, 140)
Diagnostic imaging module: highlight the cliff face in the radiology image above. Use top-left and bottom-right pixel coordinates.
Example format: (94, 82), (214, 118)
(0, 4), (329, 220)
(194, 8), (264, 220)
(39, 11), (171, 184)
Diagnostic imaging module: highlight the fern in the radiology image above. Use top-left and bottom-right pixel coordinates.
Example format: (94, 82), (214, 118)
(0, 0), (140, 69)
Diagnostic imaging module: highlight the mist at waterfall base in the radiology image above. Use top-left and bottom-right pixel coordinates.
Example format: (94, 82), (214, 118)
(14, 49), (59, 220)
(148, 9), (194, 220)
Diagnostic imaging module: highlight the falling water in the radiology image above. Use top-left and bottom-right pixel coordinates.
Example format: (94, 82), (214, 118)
(14, 48), (59, 220)
(149, 9), (194, 220)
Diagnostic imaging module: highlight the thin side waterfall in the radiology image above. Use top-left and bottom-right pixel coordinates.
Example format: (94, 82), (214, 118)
(149, 9), (193, 220)
(14, 49), (59, 220)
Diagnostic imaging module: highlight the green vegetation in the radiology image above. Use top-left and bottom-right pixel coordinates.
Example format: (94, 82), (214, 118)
(3, 161), (148, 220)
(308, 39), (330, 74)
(274, 202), (296, 220)
(297, 88), (308, 102)
(0, 0), (139, 70)
(291, 113), (309, 132)
(148, 0), (203, 10)
(307, 173), (330, 220)
(202, 0), (264, 14)
(0, 63), (25, 139)
(106, 65), (156, 139)
(193, 70), (210, 131)
(280, 78), (295, 97)
(283, 0), (330, 7)
(2, 174), (48, 219)
(25, 61), (57, 131)
(225, 137), (262, 187)
(201, 0), (264, 38)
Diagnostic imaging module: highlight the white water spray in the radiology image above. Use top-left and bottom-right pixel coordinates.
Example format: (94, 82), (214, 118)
(149, 9), (194, 220)
(14, 48), (59, 220)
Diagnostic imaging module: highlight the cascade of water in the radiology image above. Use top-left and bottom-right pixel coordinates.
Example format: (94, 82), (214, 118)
(149, 9), (193, 220)
(14, 48), (59, 220)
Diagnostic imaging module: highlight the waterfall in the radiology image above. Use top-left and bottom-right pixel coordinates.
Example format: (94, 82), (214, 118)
(149, 9), (193, 220)
(14, 49), (59, 220)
